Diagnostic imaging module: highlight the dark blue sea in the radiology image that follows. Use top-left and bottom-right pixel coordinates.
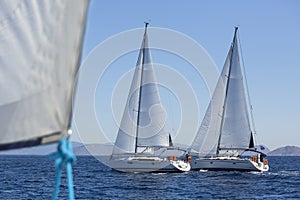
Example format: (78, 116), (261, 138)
(0, 156), (299, 199)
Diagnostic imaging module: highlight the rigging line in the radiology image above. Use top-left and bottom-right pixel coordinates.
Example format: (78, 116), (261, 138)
(237, 31), (258, 139)
(236, 30), (254, 147)
(216, 31), (236, 156)
(135, 23), (148, 153)
(166, 87), (175, 138)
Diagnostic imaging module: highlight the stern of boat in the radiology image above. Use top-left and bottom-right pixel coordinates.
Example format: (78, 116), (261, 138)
(250, 154), (269, 172)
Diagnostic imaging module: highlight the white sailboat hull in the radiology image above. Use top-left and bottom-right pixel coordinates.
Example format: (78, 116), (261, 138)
(108, 156), (190, 173)
(191, 157), (269, 172)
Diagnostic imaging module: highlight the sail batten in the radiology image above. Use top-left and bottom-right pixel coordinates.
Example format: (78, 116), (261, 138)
(0, 0), (89, 150)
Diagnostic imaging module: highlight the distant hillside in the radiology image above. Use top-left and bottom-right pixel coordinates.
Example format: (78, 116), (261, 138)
(0, 142), (113, 156)
(73, 144), (113, 156)
(0, 142), (83, 155)
(268, 146), (300, 156)
(7, 143), (296, 156)
(255, 145), (270, 154)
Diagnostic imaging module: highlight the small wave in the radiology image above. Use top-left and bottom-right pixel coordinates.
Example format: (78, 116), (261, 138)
(152, 172), (167, 175)
(248, 171), (262, 175)
(277, 170), (300, 176)
(256, 170), (300, 177)
(199, 169), (208, 173)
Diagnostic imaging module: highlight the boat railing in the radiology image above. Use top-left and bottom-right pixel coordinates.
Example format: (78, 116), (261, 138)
(218, 147), (267, 157)
(110, 146), (188, 160)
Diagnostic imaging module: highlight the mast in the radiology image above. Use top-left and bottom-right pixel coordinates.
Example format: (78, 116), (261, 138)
(135, 22), (149, 153)
(216, 27), (238, 155)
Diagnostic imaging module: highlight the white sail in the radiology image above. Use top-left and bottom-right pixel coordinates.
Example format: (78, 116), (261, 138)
(191, 28), (253, 156)
(219, 33), (252, 150)
(113, 24), (169, 155)
(0, 0), (89, 150)
(112, 46), (142, 154)
(190, 46), (232, 156)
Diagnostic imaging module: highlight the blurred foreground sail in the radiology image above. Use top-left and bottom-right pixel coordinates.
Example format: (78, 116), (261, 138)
(0, 0), (89, 150)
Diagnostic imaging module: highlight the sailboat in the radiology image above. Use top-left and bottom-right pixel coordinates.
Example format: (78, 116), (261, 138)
(108, 23), (191, 172)
(189, 27), (269, 172)
(0, 1), (89, 199)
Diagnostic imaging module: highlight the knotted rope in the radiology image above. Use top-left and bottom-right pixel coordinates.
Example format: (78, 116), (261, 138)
(49, 135), (76, 200)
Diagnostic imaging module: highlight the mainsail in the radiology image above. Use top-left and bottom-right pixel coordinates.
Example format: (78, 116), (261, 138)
(0, 1), (89, 150)
(112, 23), (169, 155)
(191, 27), (254, 156)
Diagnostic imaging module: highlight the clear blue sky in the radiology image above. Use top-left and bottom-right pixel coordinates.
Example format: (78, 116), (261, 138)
(73, 0), (300, 150)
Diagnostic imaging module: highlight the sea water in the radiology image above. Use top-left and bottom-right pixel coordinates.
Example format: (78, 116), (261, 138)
(0, 156), (299, 199)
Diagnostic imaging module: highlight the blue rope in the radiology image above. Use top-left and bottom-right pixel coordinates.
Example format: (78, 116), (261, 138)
(49, 136), (76, 200)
